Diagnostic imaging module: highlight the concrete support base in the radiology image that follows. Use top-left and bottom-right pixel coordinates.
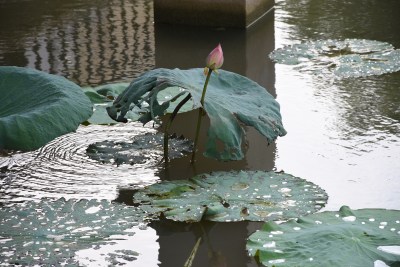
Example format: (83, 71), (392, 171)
(154, 0), (274, 28)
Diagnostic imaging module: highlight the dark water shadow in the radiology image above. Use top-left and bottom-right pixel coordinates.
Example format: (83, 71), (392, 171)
(150, 219), (263, 267)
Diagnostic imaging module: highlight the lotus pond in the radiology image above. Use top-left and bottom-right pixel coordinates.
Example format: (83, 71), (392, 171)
(0, 0), (400, 266)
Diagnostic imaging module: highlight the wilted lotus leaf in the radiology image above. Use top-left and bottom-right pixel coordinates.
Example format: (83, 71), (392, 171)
(247, 206), (400, 267)
(107, 68), (286, 161)
(132, 171), (328, 222)
(0, 198), (152, 266)
(270, 39), (400, 78)
(82, 83), (136, 125)
(83, 82), (193, 125)
(82, 82), (130, 103)
(86, 132), (193, 165)
(0, 66), (93, 151)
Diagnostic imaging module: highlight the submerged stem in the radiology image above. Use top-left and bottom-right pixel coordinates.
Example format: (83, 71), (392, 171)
(183, 237), (202, 267)
(191, 69), (213, 163)
(163, 93), (192, 163)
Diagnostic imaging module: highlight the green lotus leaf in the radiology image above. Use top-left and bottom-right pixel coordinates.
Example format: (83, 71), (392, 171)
(270, 39), (400, 78)
(83, 83), (193, 125)
(86, 132), (193, 165)
(0, 198), (153, 266)
(82, 82), (130, 103)
(107, 68), (286, 160)
(132, 170), (328, 223)
(247, 206), (400, 267)
(82, 82), (133, 125)
(0, 66), (93, 151)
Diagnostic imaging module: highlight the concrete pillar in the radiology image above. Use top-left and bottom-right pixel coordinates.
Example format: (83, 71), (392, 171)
(154, 0), (274, 28)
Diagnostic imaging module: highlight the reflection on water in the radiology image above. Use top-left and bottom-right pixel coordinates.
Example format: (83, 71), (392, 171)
(1, 0), (400, 266)
(274, 0), (400, 210)
(275, 0), (400, 46)
(76, 226), (160, 266)
(150, 220), (262, 267)
(0, 123), (159, 205)
(0, 0), (154, 85)
(0, 0), (275, 265)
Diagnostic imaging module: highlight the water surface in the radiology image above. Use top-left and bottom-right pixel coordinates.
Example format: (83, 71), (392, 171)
(1, 0), (399, 266)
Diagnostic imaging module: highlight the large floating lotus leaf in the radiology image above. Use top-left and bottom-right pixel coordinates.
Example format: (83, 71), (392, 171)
(270, 39), (400, 78)
(132, 170), (328, 223)
(0, 198), (152, 266)
(87, 132), (193, 165)
(0, 66), (93, 151)
(247, 206), (400, 267)
(107, 68), (286, 160)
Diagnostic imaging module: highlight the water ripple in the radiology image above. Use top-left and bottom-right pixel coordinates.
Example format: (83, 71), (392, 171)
(0, 123), (160, 205)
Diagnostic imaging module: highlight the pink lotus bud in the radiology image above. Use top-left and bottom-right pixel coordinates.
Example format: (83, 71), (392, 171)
(206, 44), (224, 70)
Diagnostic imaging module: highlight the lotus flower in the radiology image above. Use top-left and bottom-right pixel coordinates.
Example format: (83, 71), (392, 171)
(206, 44), (224, 70)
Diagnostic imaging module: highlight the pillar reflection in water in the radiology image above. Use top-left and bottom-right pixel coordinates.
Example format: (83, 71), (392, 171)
(155, 11), (276, 176)
(154, 12), (276, 267)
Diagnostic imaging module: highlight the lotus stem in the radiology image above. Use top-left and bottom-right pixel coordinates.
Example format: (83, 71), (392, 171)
(164, 93), (192, 163)
(183, 237), (202, 267)
(191, 69), (212, 163)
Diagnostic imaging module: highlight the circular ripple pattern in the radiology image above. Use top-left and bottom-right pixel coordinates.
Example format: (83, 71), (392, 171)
(0, 123), (161, 205)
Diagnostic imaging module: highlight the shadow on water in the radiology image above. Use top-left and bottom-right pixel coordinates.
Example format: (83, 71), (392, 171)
(150, 219), (264, 267)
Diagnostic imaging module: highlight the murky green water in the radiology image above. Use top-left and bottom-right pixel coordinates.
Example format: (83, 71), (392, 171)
(0, 0), (399, 266)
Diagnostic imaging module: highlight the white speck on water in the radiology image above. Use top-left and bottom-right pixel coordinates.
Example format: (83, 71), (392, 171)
(278, 188), (291, 193)
(315, 221), (322, 224)
(369, 218), (375, 222)
(263, 241), (276, 248)
(342, 216), (356, 222)
(271, 231), (284, 235)
(293, 227), (301, 231)
(268, 259), (285, 264)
